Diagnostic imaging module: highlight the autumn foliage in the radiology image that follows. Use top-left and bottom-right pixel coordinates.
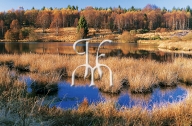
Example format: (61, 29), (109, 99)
(0, 4), (192, 40)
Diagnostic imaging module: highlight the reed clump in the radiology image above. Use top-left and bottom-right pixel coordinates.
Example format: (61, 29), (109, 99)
(96, 71), (123, 94)
(29, 72), (60, 94)
(173, 58), (192, 85)
(126, 59), (158, 93)
(157, 63), (178, 87)
(95, 57), (129, 94)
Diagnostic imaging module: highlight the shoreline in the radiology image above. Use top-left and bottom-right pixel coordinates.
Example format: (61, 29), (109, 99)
(158, 41), (192, 51)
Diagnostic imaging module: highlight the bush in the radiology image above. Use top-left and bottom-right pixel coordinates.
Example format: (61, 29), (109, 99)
(19, 28), (30, 39)
(160, 28), (168, 32)
(130, 30), (137, 34)
(137, 29), (144, 34)
(156, 28), (161, 32)
(120, 31), (138, 43)
(143, 29), (149, 33)
(150, 34), (161, 40)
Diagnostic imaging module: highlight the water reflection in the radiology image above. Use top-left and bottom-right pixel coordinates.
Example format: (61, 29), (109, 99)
(1, 42), (192, 62)
(51, 81), (187, 110)
(118, 86), (187, 110)
(21, 76), (187, 110)
(54, 81), (104, 109)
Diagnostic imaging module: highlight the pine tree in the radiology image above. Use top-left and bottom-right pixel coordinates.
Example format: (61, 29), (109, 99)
(77, 16), (89, 39)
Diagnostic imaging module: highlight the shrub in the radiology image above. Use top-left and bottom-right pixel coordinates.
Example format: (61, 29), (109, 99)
(160, 28), (168, 32)
(130, 30), (137, 34)
(156, 28), (161, 32)
(120, 31), (138, 43)
(150, 34), (161, 40)
(143, 29), (149, 33)
(19, 28), (30, 39)
(137, 29), (144, 34)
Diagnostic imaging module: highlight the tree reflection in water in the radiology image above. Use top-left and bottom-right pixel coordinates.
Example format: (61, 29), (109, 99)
(1, 42), (192, 62)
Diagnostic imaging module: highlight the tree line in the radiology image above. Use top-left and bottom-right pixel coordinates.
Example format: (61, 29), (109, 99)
(0, 4), (192, 39)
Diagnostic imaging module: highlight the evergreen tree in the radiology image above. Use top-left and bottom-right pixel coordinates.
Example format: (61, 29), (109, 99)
(76, 6), (78, 10)
(67, 5), (71, 9)
(77, 16), (89, 38)
(41, 6), (45, 10)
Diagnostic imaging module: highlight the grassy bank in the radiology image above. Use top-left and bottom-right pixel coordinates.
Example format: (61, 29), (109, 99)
(0, 54), (192, 125)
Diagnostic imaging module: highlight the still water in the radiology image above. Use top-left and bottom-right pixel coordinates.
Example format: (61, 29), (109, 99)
(55, 82), (187, 110)
(23, 77), (188, 110)
(1, 42), (192, 62)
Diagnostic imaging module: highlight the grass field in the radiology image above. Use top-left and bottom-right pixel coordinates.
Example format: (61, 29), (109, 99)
(33, 27), (119, 42)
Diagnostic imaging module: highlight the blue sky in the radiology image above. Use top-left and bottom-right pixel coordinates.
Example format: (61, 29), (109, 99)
(0, 0), (192, 11)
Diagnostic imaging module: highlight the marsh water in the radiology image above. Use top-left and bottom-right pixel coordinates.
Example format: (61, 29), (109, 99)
(3, 41), (192, 109)
(22, 76), (188, 110)
(54, 82), (187, 110)
(1, 42), (192, 62)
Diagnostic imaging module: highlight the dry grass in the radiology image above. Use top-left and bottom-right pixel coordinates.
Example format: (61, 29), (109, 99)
(173, 58), (192, 84)
(47, 91), (192, 125)
(158, 41), (192, 51)
(1, 58), (192, 125)
(0, 66), (45, 125)
(126, 59), (158, 93)
(29, 72), (60, 94)
(0, 66), (12, 84)
(157, 63), (178, 87)
(35, 27), (78, 42)
(33, 27), (119, 42)
(137, 31), (172, 40)
(0, 53), (192, 94)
